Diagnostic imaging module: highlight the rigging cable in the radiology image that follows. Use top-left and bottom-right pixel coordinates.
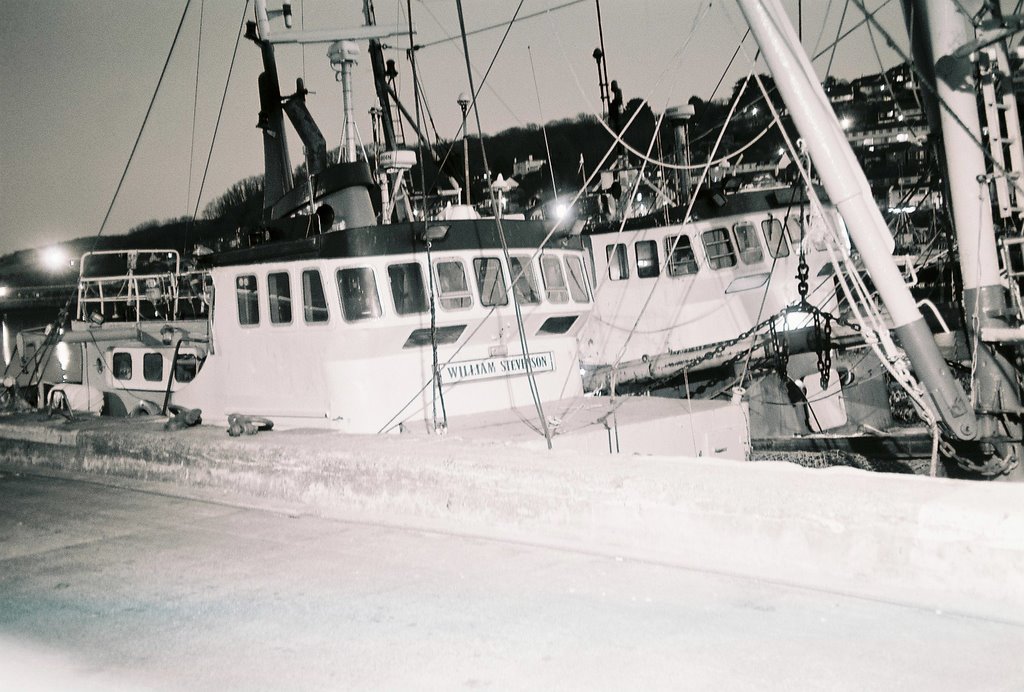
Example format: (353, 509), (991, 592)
(456, 0), (554, 449)
(22, 0), (196, 387)
(93, 1), (194, 247)
(189, 1), (252, 230)
(186, 0), (204, 250)
(408, 0), (448, 434)
(416, 0), (587, 49)
(528, 45), (560, 201)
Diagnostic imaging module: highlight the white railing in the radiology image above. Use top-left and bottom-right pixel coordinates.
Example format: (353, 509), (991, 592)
(76, 250), (211, 323)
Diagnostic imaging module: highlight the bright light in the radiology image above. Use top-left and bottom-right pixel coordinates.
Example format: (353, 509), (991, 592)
(840, 117), (853, 130)
(896, 133), (909, 142)
(554, 203), (568, 219)
(56, 342), (71, 371)
(777, 148), (785, 156)
(751, 106), (759, 115)
(41, 246), (68, 271)
(0, 286), (8, 298)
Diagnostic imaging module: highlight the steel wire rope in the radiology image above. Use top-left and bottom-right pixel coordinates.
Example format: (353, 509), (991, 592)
(538, 0), (733, 396)
(601, 73), (758, 393)
(455, 0), (554, 450)
(375, 0), (558, 438)
(408, 0), (447, 434)
(528, 45), (560, 201)
(21, 0), (196, 400)
(377, 1), (729, 432)
(185, 0), (204, 251)
(188, 1), (250, 232)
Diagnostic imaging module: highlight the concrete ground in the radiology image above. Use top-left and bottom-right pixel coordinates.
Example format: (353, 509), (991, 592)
(2, 471), (1023, 691)
(2, 413), (1023, 624)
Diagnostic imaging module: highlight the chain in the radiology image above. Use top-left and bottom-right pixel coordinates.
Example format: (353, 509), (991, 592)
(938, 436), (1020, 477)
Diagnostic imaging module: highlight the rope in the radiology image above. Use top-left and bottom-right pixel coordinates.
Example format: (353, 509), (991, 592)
(408, 0), (447, 434)
(528, 45), (559, 200)
(189, 1), (251, 230)
(456, 0), (554, 449)
(186, 0), (204, 248)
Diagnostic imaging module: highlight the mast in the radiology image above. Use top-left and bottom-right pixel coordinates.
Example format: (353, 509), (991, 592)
(735, 0), (978, 441)
(250, 1), (295, 217)
(902, 0), (1023, 476)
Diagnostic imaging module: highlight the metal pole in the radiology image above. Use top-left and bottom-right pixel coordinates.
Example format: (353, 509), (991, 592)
(458, 94), (471, 206)
(902, 0), (1022, 475)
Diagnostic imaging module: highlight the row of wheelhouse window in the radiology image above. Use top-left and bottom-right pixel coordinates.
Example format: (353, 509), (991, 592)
(605, 216), (802, 281)
(235, 254), (592, 327)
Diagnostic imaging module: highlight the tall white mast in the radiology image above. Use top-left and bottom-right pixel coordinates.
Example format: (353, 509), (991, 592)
(903, 0), (1022, 477)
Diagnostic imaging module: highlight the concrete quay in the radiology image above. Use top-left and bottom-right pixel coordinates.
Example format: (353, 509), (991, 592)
(1, 411), (1022, 625)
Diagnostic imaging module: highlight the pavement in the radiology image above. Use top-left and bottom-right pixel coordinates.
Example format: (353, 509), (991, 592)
(4, 473), (1022, 691)
(1, 411), (1023, 625)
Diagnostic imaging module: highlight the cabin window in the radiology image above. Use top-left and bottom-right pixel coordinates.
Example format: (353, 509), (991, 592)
(509, 256), (541, 304)
(301, 269), (329, 323)
(665, 235), (699, 276)
(606, 243), (629, 280)
(635, 240), (660, 278)
(174, 353), (198, 383)
(267, 272), (292, 324)
(143, 353), (163, 382)
(336, 267), (382, 321)
(112, 352), (132, 381)
(435, 260), (472, 310)
(474, 258), (509, 307)
(388, 263), (428, 315)
(540, 255), (569, 303)
(786, 216), (804, 246)
(565, 256), (591, 303)
(235, 274), (259, 326)
(702, 228), (737, 269)
(761, 219), (790, 258)
(733, 222), (764, 264)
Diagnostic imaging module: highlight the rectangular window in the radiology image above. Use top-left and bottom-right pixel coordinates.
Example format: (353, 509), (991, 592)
(540, 255), (569, 303)
(302, 269), (329, 323)
(235, 274), (259, 325)
(606, 243), (629, 280)
(509, 256), (541, 304)
(665, 235), (698, 276)
(635, 240), (659, 278)
(267, 272), (292, 324)
(336, 267), (382, 321)
(174, 353), (198, 383)
(435, 260), (472, 310)
(388, 263), (428, 315)
(474, 258), (508, 307)
(761, 218), (790, 258)
(786, 216), (803, 246)
(143, 353), (163, 382)
(733, 222), (764, 264)
(702, 228), (737, 269)
(112, 352), (132, 381)
(565, 256), (591, 303)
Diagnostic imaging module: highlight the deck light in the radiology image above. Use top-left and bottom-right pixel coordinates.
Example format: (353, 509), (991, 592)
(418, 225), (449, 243)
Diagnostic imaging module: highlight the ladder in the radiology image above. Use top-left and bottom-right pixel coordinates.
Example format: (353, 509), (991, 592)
(974, 7), (1024, 321)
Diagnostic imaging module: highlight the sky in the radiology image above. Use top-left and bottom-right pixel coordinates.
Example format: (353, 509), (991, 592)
(0, 0), (911, 257)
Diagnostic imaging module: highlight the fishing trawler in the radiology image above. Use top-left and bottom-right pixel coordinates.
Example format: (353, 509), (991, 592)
(4, 0), (750, 458)
(576, 0), (1023, 478)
